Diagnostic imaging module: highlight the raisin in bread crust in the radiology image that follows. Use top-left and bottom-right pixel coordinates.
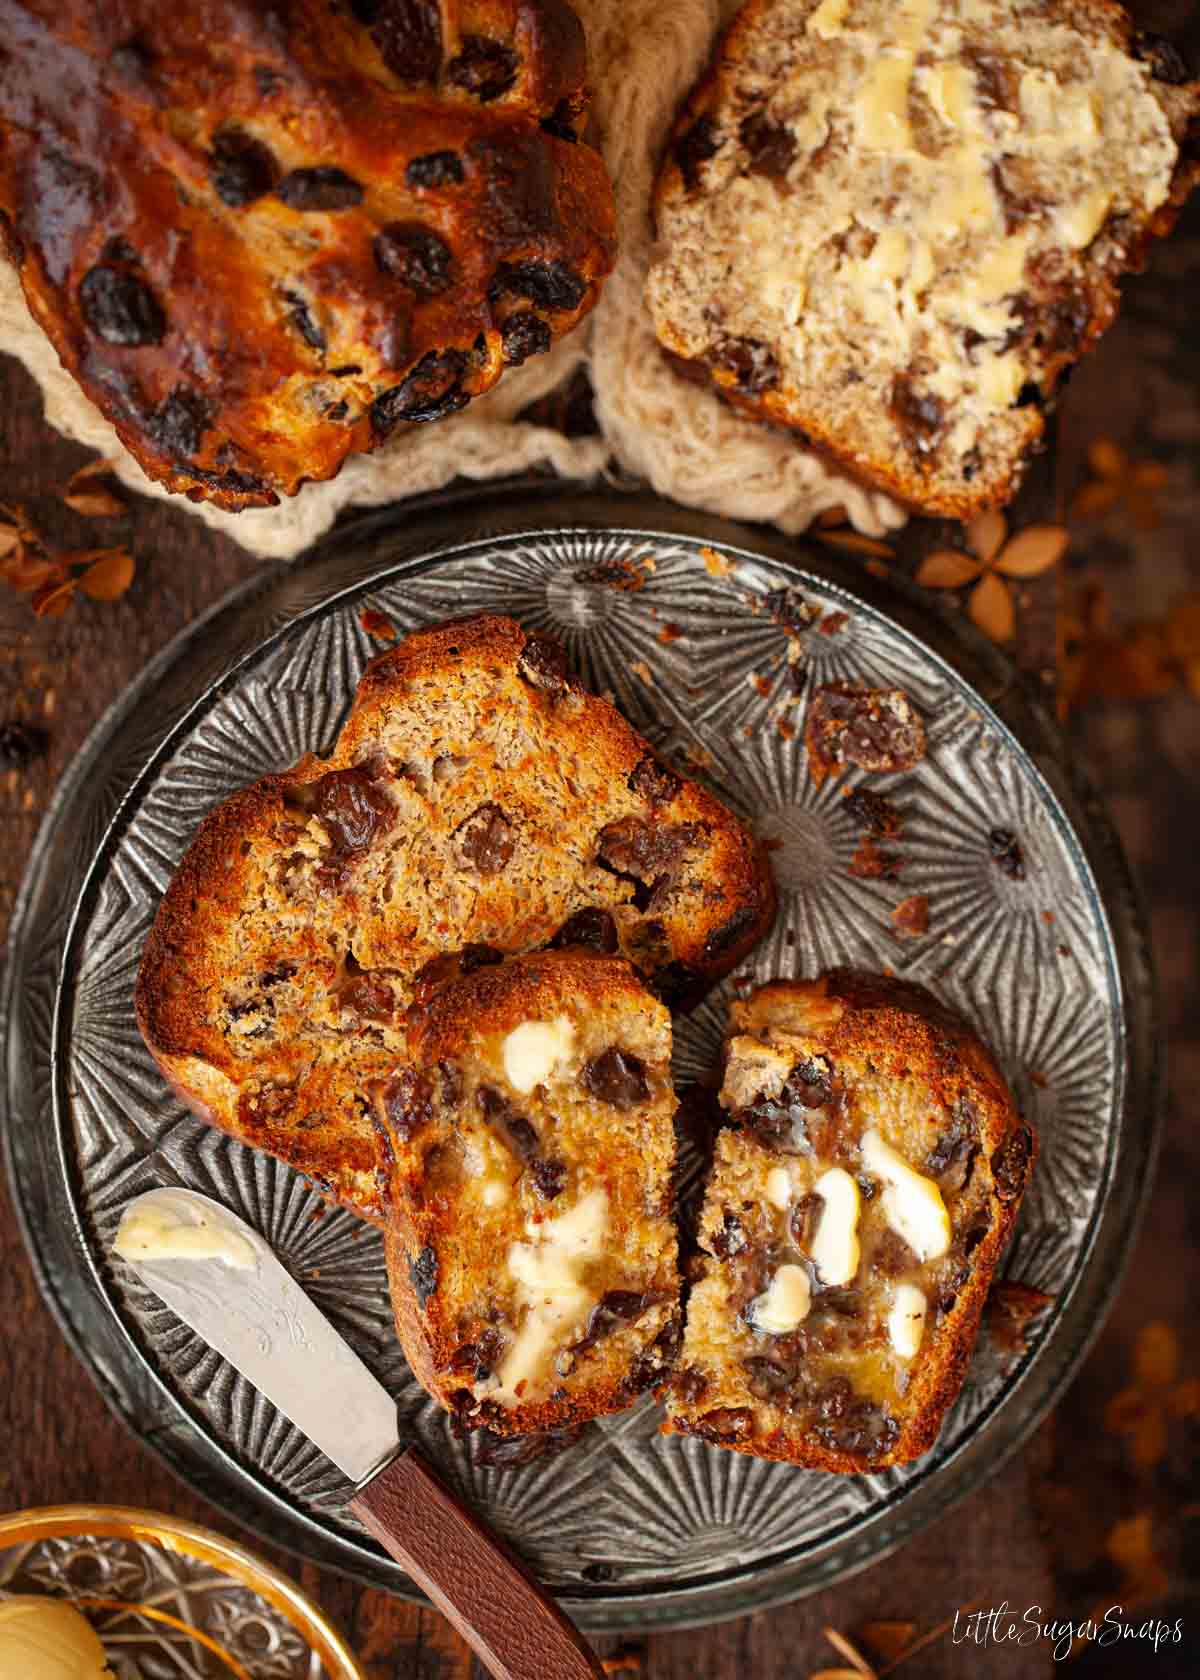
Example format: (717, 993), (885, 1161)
(664, 970), (1034, 1469)
(647, 0), (1200, 518)
(0, 1), (615, 511)
(136, 614), (775, 1223)
(375, 950), (680, 1435)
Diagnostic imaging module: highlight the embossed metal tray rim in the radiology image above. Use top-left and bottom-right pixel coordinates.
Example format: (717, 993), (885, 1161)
(2, 480), (1161, 1632)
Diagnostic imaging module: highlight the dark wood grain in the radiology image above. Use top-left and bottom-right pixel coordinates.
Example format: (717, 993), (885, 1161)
(352, 1450), (604, 1680)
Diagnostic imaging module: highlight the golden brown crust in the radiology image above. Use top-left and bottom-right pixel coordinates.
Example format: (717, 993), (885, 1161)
(375, 950), (681, 1434)
(663, 969), (1035, 1469)
(650, 0), (1200, 520)
(0, 0), (615, 510)
(135, 613), (775, 1222)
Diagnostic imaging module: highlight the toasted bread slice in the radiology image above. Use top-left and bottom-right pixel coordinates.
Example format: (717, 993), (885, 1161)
(136, 614), (774, 1221)
(374, 950), (681, 1435)
(647, 0), (1200, 518)
(664, 970), (1034, 1468)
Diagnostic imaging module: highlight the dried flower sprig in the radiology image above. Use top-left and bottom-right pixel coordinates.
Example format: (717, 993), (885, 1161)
(917, 513), (1068, 643)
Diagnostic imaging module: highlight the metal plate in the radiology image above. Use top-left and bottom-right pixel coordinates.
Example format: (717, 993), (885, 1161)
(2, 483), (1160, 1632)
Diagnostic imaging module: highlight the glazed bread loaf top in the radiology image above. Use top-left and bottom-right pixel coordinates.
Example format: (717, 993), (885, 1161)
(0, 0), (615, 509)
(647, 0), (1200, 517)
(135, 614), (775, 1223)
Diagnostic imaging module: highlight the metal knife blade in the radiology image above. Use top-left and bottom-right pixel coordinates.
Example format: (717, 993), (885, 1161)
(114, 1187), (398, 1485)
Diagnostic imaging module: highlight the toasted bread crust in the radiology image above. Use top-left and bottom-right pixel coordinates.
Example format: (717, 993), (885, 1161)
(375, 950), (681, 1434)
(136, 613), (774, 1222)
(649, 0), (1200, 519)
(664, 970), (1035, 1469)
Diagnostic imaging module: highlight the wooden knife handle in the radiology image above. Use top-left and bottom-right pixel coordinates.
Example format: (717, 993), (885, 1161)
(351, 1446), (605, 1680)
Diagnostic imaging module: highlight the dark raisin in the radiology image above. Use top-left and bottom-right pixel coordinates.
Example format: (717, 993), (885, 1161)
(377, 1068), (433, 1140)
(455, 802), (514, 874)
(438, 1060), (462, 1106)
(0, 721), (48, 768)
(282, 289), (325, 351)
(807, 682), (926, 777)
(580, 1048), (650, 1109)
(516, 632), (569, 693)
(1133, 31), (1192, 85)
(356, 0), (443, 82)
(461, 942), (504, 974)
(446, 35), (519, 101)
(628, 755), (682, 804)
(549, 908), (619, 954)
(409, 1244), (438, 1306)
(596, 817), (695, 887)
(991, 1127), (1033, 1202)
(673, 114), (720, 191)
(891, 374), (945, 460)
(79, 266), (165, 347)
(873, 1228), (917, 1277)
(500, 312), (552, 365)
(374, 223), (453, 296)
(406, 150), (465, 189)
(810, 1380), (898, 1457)
(371, 348), (469, 433)
(276, 168), (364, 211)
(471, 1423), (584, 1468)
(844, 787), (903, 838)
(674, 1365), (709, 1404)
(709, 1208), (747, 1259)
(238, 1081), (295, 1131)
(110, 37), (154, 82)
(703, 904), (758, 964)
(988, 827), (1027, 880)
(530, 1157), (567, 1200)
(743, 1355), (795, 1402)
(690, 1406), (755, 1443)
(763, 586), (818, 633)
(651, 961), (704, 1009)
(147, 388), (210, 460)
(739, 111), (796, 179)
(1015, 382), (1044, 410)
(789, 1192), (822, 1248)
(541, 97), (580, 143)
(489, 260), (586, 313)
(477, 1086), (540, 1162)
(711, 337), (780, 394)
(736, 1059), (831, 1153)
(208, 127), (279, 207)
(304, 766), (394, 855)
(337, 972), (395, 1021)
(573, 1289), (651, 1355)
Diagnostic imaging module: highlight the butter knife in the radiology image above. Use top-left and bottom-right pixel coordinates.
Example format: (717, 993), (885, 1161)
(113, 1187), (603, 1680)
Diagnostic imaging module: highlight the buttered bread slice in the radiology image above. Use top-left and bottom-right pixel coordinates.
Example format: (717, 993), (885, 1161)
(647, 0), (1200, 517)
(136, 614), (773, 1223)
(664, 971), (1034, 1468)
(374, 951), (681, 1436)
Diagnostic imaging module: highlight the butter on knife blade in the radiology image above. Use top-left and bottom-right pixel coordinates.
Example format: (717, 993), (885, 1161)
(114, 1190), (256, 1269)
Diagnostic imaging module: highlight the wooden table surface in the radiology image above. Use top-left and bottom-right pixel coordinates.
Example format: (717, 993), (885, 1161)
(4, 14), (1200, 1659)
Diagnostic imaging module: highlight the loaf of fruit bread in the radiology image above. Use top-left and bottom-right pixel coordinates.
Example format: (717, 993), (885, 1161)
(374, 949), (681, 1434)
(664, 971), (1035, 1468)
(0, 1), (615, 511)
(646, 0), (1200, 518)
(136, 614), (775, 1223)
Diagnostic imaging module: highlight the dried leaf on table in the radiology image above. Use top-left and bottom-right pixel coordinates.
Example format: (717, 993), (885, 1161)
(821, 1626), (876, 1674)
(915, 549), (981, 588)
(856, 1621), (917, 1667)
(1133, 1321), (1179, 1389)
(30, 575), (77, 618)
(1165, 593), (1200, 664)
(992, 525), (1069, 578)
(61, 485), (126, 518)
(1105, 1512), (1170, 1603)
(1072, 437), (1168, 528)
(965, 508), (1006, 563)
(969, 571), (1016, 643)
(74, 548), (135, 602)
